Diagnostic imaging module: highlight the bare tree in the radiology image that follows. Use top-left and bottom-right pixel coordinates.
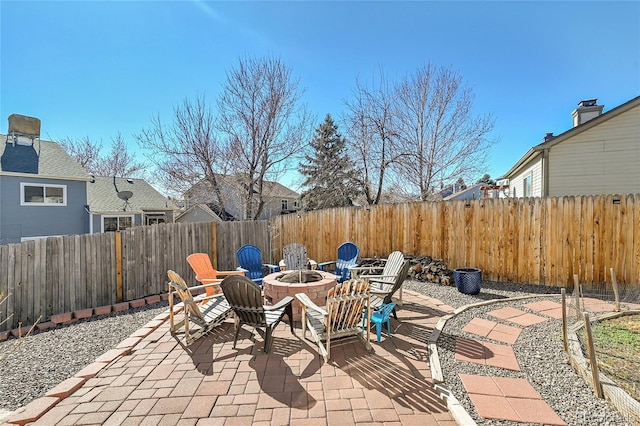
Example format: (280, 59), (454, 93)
(343, 70), (403, 205)
(136, 95), (228, 208)
(393, 64), (495, 200)
(92, 133), (147, 178)
(59, 135), (102, 171)
(217, 56), (311, 219)
(60, 133), (147, 178)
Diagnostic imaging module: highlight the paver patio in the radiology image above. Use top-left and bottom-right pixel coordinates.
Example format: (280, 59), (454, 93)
(6, 291), (458, 426)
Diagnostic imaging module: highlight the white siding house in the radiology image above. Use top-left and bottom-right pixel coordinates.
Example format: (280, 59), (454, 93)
(500, 96), (640, 197)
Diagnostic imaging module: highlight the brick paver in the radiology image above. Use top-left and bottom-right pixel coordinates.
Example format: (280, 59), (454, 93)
(4, 290), (456, 425)
(488, 306), (548, 326)
(455, 337), (521, 371)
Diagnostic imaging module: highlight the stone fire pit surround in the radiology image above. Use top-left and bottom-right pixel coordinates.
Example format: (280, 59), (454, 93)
(262, 270), (338, 321)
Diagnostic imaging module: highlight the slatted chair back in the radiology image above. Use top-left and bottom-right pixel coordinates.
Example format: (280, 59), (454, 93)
(167, 270), (232, 344)
(236, 244), (264, 282)
(326, 279), (370, 334)
(186, 253), (217, 282)
(168, 270), (204, 321)
(382, 260), (411, 304)
(335, 242), (360, 282)
(221, 275), (266, 327)
(381, 251), (405, 282)
(283, 243), (308, 270)
(220, 274), (294, 352)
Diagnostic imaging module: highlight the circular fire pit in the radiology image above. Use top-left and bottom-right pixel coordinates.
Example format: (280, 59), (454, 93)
(263, 270), (338, 321)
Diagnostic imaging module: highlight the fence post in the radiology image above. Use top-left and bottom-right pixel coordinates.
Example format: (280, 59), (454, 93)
(573, 274), (582, 320)
(610, 268), (621, 312)
(211, 222), (218, 269)
(115, 232), (123, 303)
(561, 288), (568, 352)
(583, 312), (603, 398)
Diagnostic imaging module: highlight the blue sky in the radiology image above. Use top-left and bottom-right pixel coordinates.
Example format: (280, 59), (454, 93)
(1, 1), (639, 191)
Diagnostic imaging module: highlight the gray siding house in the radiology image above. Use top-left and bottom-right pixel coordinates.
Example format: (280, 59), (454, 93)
(87, 176), (176, 233)
(0, 133), (93, 244)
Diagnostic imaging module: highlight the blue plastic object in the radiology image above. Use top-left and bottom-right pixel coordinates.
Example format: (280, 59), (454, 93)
(236, 244), (279, 285)
(318, 242), (360, 283)
(364, 302), (396, 342)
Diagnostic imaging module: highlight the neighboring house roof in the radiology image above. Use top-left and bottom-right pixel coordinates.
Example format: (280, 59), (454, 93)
(500, 95), (640, 179)
(0, 135), (92, 180)
(88, 176), (175, 213)
(443, 183), (484, 201)
(186, 174), (299, 199)
(262, 180), (299, 199)
(174, 203), (223, 223)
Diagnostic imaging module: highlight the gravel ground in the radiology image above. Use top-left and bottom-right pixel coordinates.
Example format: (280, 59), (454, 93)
(0, 280), (632, 425)
(0, 302), (169, 412)
(404, 279), (632, 426)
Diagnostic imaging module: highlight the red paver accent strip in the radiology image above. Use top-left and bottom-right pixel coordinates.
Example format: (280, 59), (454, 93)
(45, 377), (88, 398)
(95, 348), (129, 363)
(145, 295), (161, 304)
(36, 321), (56, 331)
(93, 305), (112, 315)
(6, 396), (60, 425)
(116, 337), (143, 349)
(73, 308), (93, 319)
(51, 312), (73, 324)
(75, 362), (109, 378)
(112, 302), (130, 312)
(129, 299), (146, 308)
(10, 326), (32, 338)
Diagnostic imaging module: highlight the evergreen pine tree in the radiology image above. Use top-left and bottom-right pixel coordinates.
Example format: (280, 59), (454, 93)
(298, 114), (359, 210)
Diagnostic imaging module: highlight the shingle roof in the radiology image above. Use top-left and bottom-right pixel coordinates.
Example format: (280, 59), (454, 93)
(0, 135), (92, 180)
(88, 176), (176, 213)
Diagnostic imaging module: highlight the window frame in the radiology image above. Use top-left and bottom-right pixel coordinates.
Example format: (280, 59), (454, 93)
(102, 215), (134, 232)
(523, 174), (532, 197)
(281, 199), (289, 211)
(20, 182), (67, 206)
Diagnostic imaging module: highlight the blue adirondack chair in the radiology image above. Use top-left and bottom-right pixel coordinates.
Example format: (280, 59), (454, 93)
(318, 241), (360, 283)
(236, 244), (279, 285)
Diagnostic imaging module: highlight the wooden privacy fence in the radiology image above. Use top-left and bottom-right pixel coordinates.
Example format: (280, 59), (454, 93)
(270, 194), (640, 291)
(0, 221), (271, 331)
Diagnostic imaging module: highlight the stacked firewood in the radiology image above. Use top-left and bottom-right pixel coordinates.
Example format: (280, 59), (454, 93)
(406, 256), (453, 285)
(357, 255), (453, 285)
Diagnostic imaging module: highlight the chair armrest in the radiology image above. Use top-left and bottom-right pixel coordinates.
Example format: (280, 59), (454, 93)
(318, 260), (336, 271)
(265, 296), (294, 311)
(295, 293), (328, 316)
(215, 270), (246, 277)
(350, 266), (383, 274)
(363, 274), (397, 280)
(263, 263), (280, 273)
(236, 267), (249, 275)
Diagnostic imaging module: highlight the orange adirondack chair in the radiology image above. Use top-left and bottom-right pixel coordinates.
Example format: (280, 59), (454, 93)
(186, 253), (245, 296)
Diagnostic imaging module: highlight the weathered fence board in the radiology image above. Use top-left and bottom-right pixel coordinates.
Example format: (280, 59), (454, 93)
(1, 195), (639, 332)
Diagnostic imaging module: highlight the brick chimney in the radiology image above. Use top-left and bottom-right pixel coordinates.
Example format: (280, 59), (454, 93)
(571, 99), (603, 127)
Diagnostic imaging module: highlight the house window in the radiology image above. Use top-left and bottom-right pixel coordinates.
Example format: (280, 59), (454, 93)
(20, 183), (66, 206)
(523, 174), (532, 197)
(293, 200), (300, 209)
(281, 199), (289, 211)
(145, 214), (166, 225)
(103, 215), (133, 232)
